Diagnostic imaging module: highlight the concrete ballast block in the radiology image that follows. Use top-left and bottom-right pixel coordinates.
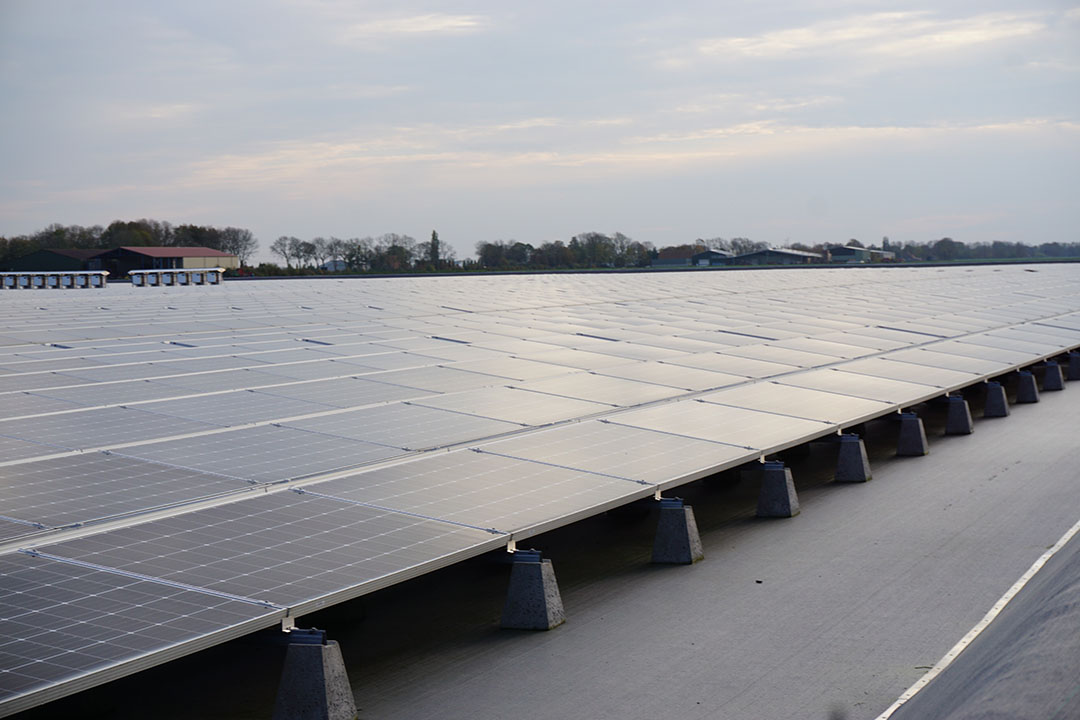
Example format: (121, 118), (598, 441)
(1042, 361), (1065, 391)
(945, 395), (974, 435)
(501, 552), (565, 630)
(1016, 370), (1040, 403)
(757, 461), (800, 518)
(1068, 352), (1080, 381)
(652, 498), (704, 564)
(897, 412), (929, 456)
(984, 381), (1010, 417)
(272, 639), (358, 720)
(835, 434), (871, 483)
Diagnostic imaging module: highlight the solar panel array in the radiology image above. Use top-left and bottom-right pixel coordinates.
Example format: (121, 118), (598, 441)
(2, 265), (1080, 714)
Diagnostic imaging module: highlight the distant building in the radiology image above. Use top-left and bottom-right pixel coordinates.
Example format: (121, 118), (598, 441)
(728, 248), (824, 266)
(652, 245), (701, 267)
(652, 245), (733, 268)
(320, 260), (348, 272)
(95, 246), (239, 277)
(7, 248), (107, 272)
(692, 249), (733, 266)
(828, 246), (896, 263)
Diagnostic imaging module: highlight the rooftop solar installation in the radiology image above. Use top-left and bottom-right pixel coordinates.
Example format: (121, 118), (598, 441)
(1, 264), (1080, 714)
(0, 552), (281, 711)
(35, 491), (504, 611)
(112, 425), (406, 484)
(0, 454), (249, 531)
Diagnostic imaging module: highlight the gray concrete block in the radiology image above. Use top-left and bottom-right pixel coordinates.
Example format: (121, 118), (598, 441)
(272, 640), (357, 720)
(945, 395), (974, 435)
(835, 434), (871, 483)
(984, 381), (1010, 417)
(1042, 361), (1065, 391)
(897, 412), (929, 456)
(501, 554), (565, 630)
(1016, 370), (1040, 403)
(652, 499), (704, 564)
(1068, 352), (1080, 381)
(757, 461), (800, 518)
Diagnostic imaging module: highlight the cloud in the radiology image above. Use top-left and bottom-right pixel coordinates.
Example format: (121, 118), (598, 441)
(107, 103), (202, 123)
(338, 13), (491, 40)
(673, 94), (840, 115)
(177, 117), (1077, 194)
(661, 10), (1046, 69)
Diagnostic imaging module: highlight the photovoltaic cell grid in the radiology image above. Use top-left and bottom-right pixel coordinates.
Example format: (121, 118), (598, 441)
(111, 424), (407, 484)
(0, 454), (248, 531)
(0, 552), (280, 711)
(305, 449), (652, 535)
(36, 492), (504, 610)
(0, 266), (1079, 714)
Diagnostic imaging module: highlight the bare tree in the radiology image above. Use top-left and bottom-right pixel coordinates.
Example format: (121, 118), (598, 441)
(285, 237), (305, 268)
(270, 236), (292, 267)
(326, 237), (346, 268)
(310, 237), (331, 268)
(220, 227), (258, 266)
(343, 237), (374, 271)
(298, 240), (317, 268)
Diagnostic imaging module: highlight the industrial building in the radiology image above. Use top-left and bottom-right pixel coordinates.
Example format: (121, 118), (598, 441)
(95, 246), (239, 275)
(726, 247), (825, 265)
(5, 246), (238, 276)
(0, 265), (1078, 719)
(6, 248), (106, 272)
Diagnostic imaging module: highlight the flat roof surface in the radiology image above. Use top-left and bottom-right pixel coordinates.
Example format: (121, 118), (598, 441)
(1, 265), (1078, 715)
(349, 385), (1080, 720)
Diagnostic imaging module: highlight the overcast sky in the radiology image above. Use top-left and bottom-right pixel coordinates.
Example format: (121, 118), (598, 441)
(1, 1), (1078, 260)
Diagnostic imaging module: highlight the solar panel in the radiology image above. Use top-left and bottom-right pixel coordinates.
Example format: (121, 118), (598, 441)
(0, 517), (41, 541)
(113, 425), (405, 483)
(884, 348), (1013, 374)
(993, 325), (1080, 345)
(251, 376), (439, 408)
(305, 449), (651, 535)
(135, 391), (337, 427)
(928, 341), (1048, 366)
(608, 399), (832, 450)
(361, 365), (507, 393)
(281, 402), (524, 450)
(34, 380), (192, 406)
(0, 407), (219, 451)
(595, 361), (747, 391)
(0, 453), (248, 529)
(773, 368), (943, 405)
(57, 364), (175, 382)
(410, 386), (613, 425)
(836, 357), (979, 388)
(719, 344), (842, 369)
(0, 552), (280, 713)
(953, 334), (1065, 356)
(510, 373), (686, 406)
(0, 373), (85, 393)
(663, 353), (801, 378)
(447, 356), (578, 381)
(35, 491), (503, 610)
(2, 264), (1080, 716)
(476, 420), (754, 488)
(699, 382), (894, 424)
(0, 392), (84, 420)
(523, 347), (636, 370)
(767, 337), (879, 359)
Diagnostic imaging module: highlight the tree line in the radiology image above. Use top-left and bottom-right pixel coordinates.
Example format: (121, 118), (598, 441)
(472, 232), (658, 269)
(265, 231), (457, 273)
(3, 219), (1078, 274)
(0, 219), (258, 268)
(784, 236), (1080, 262)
